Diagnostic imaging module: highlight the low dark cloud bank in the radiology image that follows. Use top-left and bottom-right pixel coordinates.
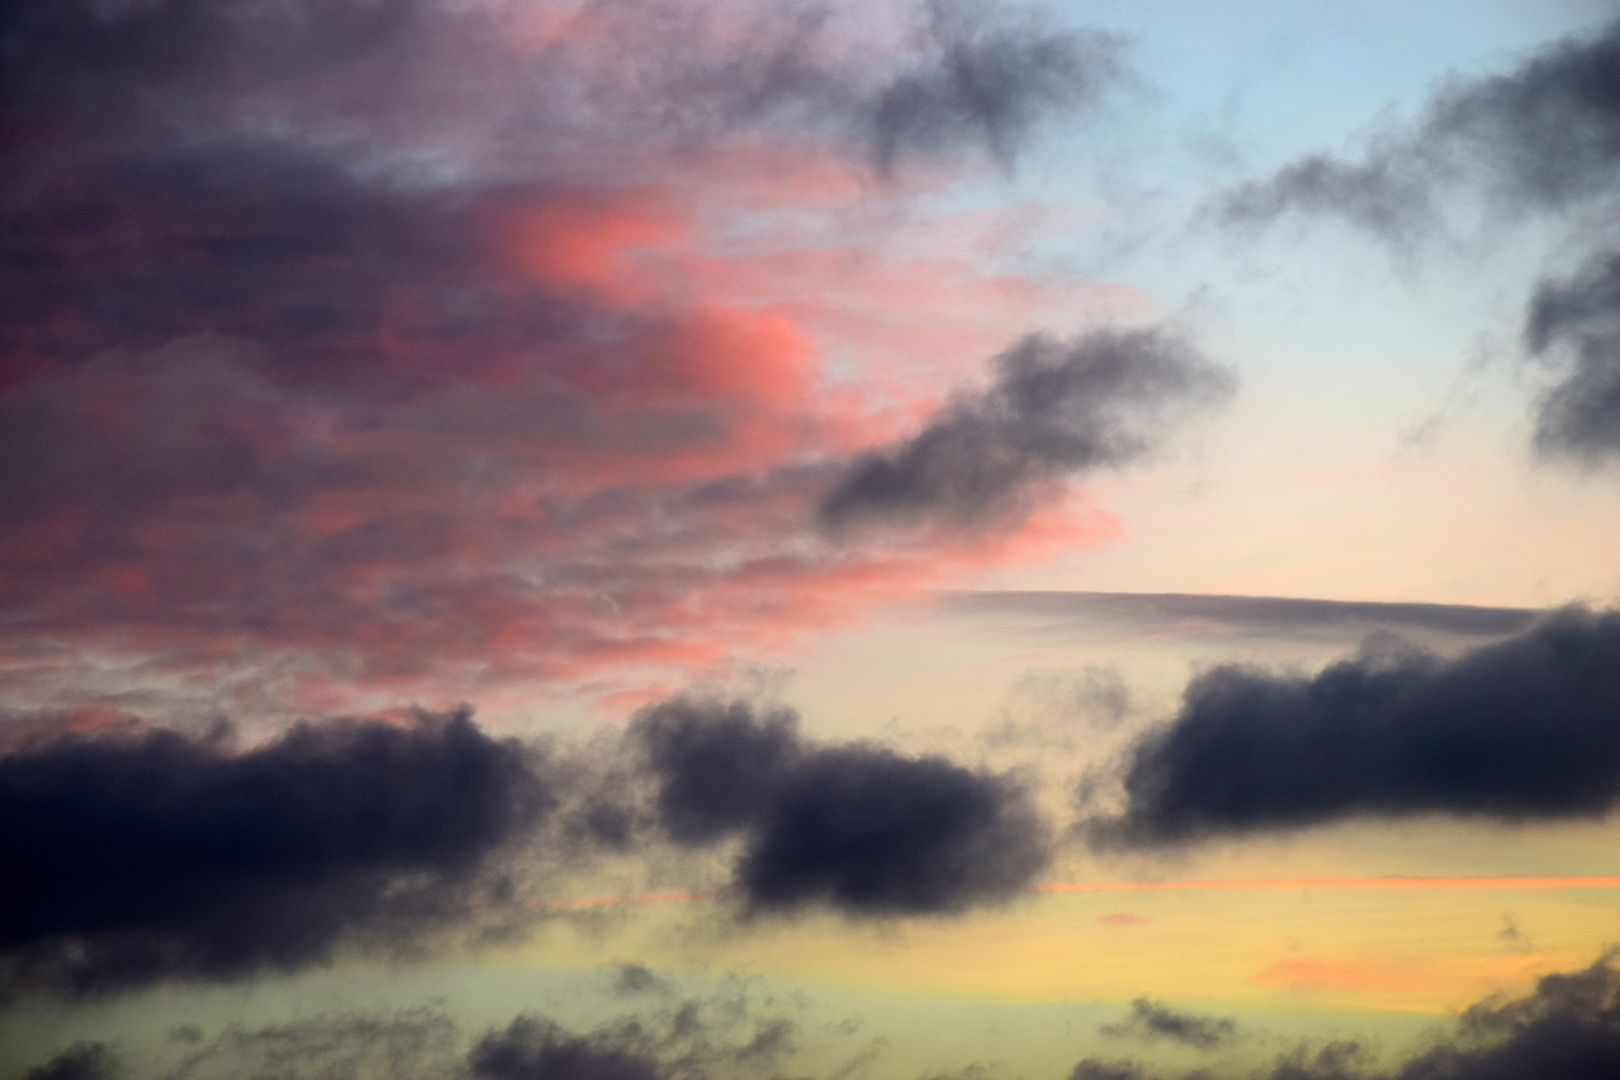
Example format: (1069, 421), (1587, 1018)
(1086, 606), (1620, 847)
(632, 697), (1050, 914)
(1073, 951), (1620, 1080)
(1215, 16), (1620, 463)
(819, 328), (1234, 530)
(0, 710), (549, 998)
(1099, 1000), (1239, 1050)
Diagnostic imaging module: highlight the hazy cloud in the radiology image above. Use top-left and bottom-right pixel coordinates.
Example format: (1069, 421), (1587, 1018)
(472, 1019), (666, 1080)
(1099, 1000), (1239, 1050)
(0, 710), (550, 997)
(819, 328), (1233, 530)
(1085, 606), (1620, 847)
(633, 698), (1050, 914)
(19, 1045), (117, 1080)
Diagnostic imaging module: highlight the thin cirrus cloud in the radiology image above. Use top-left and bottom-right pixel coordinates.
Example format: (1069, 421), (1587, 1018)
(631, 696), (1051, 915)
(1213, 16), (1620, 465)
(0, 0), (1159, 723)
(1083, 607), (1620, 848)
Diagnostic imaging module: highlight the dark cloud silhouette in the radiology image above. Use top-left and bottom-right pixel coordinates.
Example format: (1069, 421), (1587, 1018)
(632, 698), (1049, 914)
(1526, 250), (1620, 461)
(1218, 155), (1434, 243)
(1085, 607), (1620, 847)
(0, 710), (550, 997)
(471, 1019), (666, 1080)
(819, 328), (1233, 530)
(1099, 999), (1239, 1049)
(19, 1045), (116, 1080)
(1072, 952), (1620, 1080)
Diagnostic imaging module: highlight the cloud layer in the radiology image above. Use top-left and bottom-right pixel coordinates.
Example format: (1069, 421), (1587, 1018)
(1086, 607), (1620, 847)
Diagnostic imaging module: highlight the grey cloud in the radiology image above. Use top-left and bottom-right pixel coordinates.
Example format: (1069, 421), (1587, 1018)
(1072, 952), (1620, 1080)
(1215, 16), (1620, 231)
(1099, 999), (1239, 1049)
(819, 328), (1234, 530)
(632, 698), (1050, 915)
(866, 0), (1125, 171)
(1526, 250), (1620, 461)
(0, 710), (551, 998)
(1217, 154), (1436, 242)
(19, 1045), (117, 1080)
(471, 1019), (664, 1080)
(1084, 606), (1620, 848)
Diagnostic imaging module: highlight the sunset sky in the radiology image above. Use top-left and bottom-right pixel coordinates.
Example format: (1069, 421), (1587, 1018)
(2, 2), (1620, 1080)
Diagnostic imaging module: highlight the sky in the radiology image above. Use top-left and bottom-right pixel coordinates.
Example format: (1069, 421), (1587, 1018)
(2, 1), (1620, 1079)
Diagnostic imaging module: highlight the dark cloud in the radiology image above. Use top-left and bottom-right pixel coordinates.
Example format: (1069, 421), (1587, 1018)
(19, 1045), (116, 1080)
(1525, 249), (1620, 461)
(0, 710), (550, 997)
(471, 1018), (666, 1080)
(819, 328), (1233, 530)
(1085, 606), (1620, 847)
(632, 698), (1050, 915)
(1217, 155), (1435, 243)
(1072, 952), (1620, 1080)
(1099, 1000), (1239, 1049)
(163, 1010), (463, 1080)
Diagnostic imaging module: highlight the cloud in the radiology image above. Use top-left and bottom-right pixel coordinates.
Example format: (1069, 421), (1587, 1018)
(1084, 606), (1620, 847)
(1071, 951), (1620, 1080)
(1215, 16), (1620, 233)
(632, 697), (1050, 914)
(1213, 16), (1620, 465)
(819, 328), (1233, 530)
(471, 1019), (666, 1080)
(1099, 1000), (1239, 1050)
(945, 591), (1537, 641)
(1526, 249), (1620, 462)
(0, 710), (550, 997)
(865, 0), (1125, 171)
(19, 1045), (117, 1080)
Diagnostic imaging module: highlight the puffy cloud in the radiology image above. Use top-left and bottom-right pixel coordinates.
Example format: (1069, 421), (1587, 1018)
(632, 697), (1050, 914)
(1084, 607), (1620, 848)
(0, 710), (549, 997)
(819, 328), (1233, 531)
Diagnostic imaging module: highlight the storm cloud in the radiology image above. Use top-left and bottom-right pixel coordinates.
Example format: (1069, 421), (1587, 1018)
(1071, 951), (1620, 1080)
(0, 710), (550, 997)
(632, 698), (1050, 914)
(819, 328), (1233, 530)
(1085, 606), (1620, 847)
